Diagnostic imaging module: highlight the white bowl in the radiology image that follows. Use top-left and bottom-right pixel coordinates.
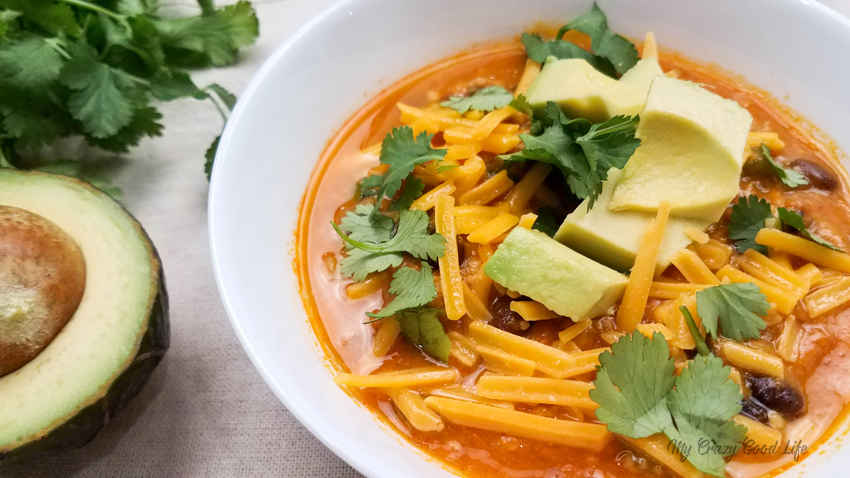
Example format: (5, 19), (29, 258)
(209, 1), (850, 476)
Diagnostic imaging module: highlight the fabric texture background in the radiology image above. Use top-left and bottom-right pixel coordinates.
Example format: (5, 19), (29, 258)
(3, 0), (850, 476)
(1, 1), (360, 476)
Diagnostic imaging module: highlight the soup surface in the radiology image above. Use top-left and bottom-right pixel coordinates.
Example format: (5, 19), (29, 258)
(298, 23), (850, 478)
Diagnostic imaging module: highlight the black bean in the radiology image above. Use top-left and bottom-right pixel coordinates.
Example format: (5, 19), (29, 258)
(747, 376), (805, 418)
(790, 159), (839, 191)
(489, 295), (526, 336)
(739, 399), (770, 424)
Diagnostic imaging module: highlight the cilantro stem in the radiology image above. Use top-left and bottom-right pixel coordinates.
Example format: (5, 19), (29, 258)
(205, 92), (230, 123)
(330, 221), (387, 253)
(680, 306), (710, 356)
(197, 0), (216, 16)
(58, 0), (126, 21)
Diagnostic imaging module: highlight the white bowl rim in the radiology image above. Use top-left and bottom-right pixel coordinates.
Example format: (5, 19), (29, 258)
(208, 1), (850, 477)
(208, 1), (381, 476)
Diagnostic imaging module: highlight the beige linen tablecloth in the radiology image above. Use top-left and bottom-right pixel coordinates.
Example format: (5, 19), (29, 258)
(5, 0), (850, 476)
(2, 1), (361, 476)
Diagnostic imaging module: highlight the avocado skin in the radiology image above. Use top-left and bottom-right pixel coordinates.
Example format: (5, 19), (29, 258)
(0, 174), (170, 464)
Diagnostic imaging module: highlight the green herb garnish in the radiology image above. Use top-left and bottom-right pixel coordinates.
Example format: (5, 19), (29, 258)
(728, 195), (774, 254)
(761, 144), (808, 188)
(367, 264), (437, 319)
(394, 307), (451, 363)
(333, 205), (445, 281)
(509, 94), (533, 117)
(390, 177), (425, 211)
(728, 195), (843, 253)
(531, 207), (559, 237)
(521, 32), (612, 75)
(679, 306), (710, 357)
(501, 104), (639, 208)
(374, 126), (446, 205)
(777, 207), (843, 251)
(555, 2), (639, 75)
(696, 283), (769, 342)
(590, 332), (746, 477)
(522, 3), (638, 77)
(440, 85), (513, 114)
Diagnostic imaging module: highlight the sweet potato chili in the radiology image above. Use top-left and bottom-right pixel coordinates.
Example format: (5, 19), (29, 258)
(297, 6), (850, 478)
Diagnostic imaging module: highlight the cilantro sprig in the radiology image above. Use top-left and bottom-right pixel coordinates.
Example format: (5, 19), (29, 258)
(591, 332), (746, 477)
(501, 102), (639, 208)
(394, 308), (451, 362)
(372, 126), (446, 207)
(523, 3), (638, 76)
(440, 86), (513, 114)
(555, 2), (639, 75)
(334, 204), (449, 361)
(367, 264), (437, 319)
(761, 144), (808, 188)
(728, 195), (843, 253)
(333, 205), (445, 281)
(777, 207), (843, 252)
(0, 0), (258, 180)
(696, 283), (769, 342)
(728, 196), (774, 254)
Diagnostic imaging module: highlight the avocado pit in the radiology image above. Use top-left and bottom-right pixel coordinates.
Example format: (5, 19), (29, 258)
(0, 205), (86, 377)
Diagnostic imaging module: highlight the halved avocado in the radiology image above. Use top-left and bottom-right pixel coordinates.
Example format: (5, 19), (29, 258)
(0, 170), (169, 462)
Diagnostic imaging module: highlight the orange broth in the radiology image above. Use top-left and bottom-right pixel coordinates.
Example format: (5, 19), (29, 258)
(297, 37), (850, 478)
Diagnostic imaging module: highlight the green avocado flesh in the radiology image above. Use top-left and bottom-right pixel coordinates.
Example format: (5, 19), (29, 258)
(0, 170), (168, 461)
(525, 57), (663, 123)
(554, 169), (710, 273)
(483, 227), (628, 320)
(608, 76), (752, 221)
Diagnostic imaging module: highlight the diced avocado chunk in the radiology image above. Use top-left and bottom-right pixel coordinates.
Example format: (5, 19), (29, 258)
(554, 169), (710, 273)
(609, 76), (752, 222)
(525, 57), (663, 123)
(483, 227), (628, 320)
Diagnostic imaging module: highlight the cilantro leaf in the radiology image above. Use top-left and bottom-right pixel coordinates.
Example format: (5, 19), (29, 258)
(590, 332), (747, 477)
(367, 264), (437, 319)
(60, 51), (137, 138)
(728, 196), (774, 254)
(509, 127), (580, 174)
(359, 174), (383, 198)
(205, 134), (220, 180)
(151, 70), (202, 101)
(509, 94), (533, 117)
(0, 36), (65, 88)
(390, 177), (424, 211)
(521, 32), (614, 77)
(696, 283), (769, 342)
(334, 208), (446, 281)
(761, 144), (808, 188)
(590, 332), (675, 438)
(679, 306), (710, 357)
(575, 114), (640, 206)
(395, 308), (451, 363)
(340, 248), (404, 282)
(440, 85), (513, 114)
(556, 2), (639, 75)
(0, 0), (82, 36)
(503, 110), (638, 208)
(376, 126), (446, 203)
(339, 203), (395, 243)
(576, 115), (640, 170)
(156, 1), (259, 67)
(665, 355), (746, 477)
(531, 207), (559, 237)
(778, 207), (844, 252)
(206, 83), (237, 110)
(86, 105), (164, 153)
